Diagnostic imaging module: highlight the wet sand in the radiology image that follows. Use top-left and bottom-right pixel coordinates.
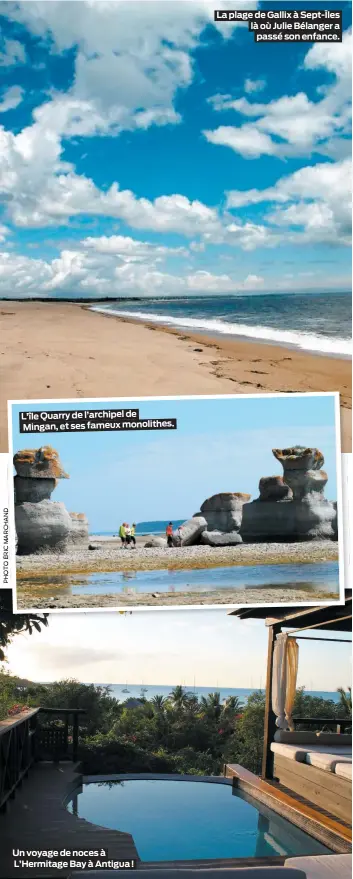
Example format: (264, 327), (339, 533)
(0, 301), (350, 451)
(16, 585), (339, 610)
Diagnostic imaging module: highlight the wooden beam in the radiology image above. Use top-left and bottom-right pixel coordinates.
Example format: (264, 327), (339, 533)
(262, 622), (281, 780)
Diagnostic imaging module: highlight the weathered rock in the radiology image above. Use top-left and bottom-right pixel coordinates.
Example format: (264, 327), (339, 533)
(13, 445), (86, 555)
(258, 476), (292, 502)
(200, 492), (250, 533)
(14, 476), (56, 503)
(241, 446), (336, 542)
(200, 530), (243, 547)
(67, 512), (89, 548)
(144, 536), (167, 548)
(13, 446), (69, 479)
(15, 501), (72, 555)
(171, 516), (207, 546)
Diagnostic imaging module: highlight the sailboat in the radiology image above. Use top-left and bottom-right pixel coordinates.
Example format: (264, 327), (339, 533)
(122, 681), (130, 693)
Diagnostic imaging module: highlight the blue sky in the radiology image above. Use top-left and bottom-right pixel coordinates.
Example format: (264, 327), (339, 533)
(0, 1), (351, 298)
(11, 394), (338, 529)
(6, 608), (351, 691)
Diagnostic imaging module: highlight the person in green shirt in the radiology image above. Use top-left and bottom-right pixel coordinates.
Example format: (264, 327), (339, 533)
(131, 523), (136, 548)
(119, 522), (126, 547)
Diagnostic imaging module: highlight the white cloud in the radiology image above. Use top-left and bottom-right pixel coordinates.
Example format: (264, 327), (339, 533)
(83, 234), (187, 262)
(244, 77), (266, 94)
(205, 29), (351, 160)
(0, 86), (24, 113)
(0, 37), (26, 67)
(226, 159), (351, 246)
(3, 0), (255, 137)
(205, 123), (277, 158)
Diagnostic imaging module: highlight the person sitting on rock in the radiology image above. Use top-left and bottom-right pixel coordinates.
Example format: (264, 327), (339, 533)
(166, 522), (173, 547)
(119, 522), (126, 547)
(131, 523), (136, 547)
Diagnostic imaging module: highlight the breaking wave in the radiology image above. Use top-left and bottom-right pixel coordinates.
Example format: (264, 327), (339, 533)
(91, 306), (351, 358)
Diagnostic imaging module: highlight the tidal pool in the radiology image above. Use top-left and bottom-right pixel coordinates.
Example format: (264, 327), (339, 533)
(20, 560), (339, 599)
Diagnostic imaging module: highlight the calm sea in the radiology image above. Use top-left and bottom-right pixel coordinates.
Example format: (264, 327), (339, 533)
(98, 683), (341, 705)
(91, 291), (351, 358)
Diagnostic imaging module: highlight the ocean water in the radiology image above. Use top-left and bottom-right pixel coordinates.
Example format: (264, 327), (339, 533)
(91, 291), (351, 357)
(98, 683), (342, 705)
(94, 520), (185, 537)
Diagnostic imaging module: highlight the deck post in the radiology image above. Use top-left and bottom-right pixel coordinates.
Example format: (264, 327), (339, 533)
(262, 622), (281, 780)
(72, 713), (79, 763)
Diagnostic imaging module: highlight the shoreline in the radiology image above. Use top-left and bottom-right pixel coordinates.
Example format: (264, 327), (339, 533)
(89, 305), (351, 361)
(16, 586), (339, 610)
(16, 540), (339, 577)
(1, 300), (351, 451)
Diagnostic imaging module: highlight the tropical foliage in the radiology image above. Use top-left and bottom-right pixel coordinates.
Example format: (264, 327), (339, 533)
(0, 673), (350, 777)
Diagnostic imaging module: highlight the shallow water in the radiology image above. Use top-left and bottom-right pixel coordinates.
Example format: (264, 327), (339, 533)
(66, 778), (330, 861)
(21, 560), (339, 599)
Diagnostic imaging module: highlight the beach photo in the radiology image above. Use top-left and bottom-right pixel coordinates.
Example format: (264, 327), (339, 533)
(8, 392), (343, 611)
(0, 589), (351, 875)
(0, 0), (351, 451)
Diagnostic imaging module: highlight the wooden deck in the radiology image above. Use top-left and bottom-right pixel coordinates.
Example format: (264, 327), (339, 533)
(0, 762), (138, 878)
(225, 764), (352, 855)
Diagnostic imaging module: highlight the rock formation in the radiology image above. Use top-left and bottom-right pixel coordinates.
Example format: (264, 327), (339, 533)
(144, 536), (167, 548)
(14, 446), (89, 554)
(199, 492), (250, 546)
(241, 446), (337, 542)
(171, 516), (207, 546)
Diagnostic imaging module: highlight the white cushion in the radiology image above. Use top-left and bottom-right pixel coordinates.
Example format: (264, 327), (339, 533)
(305, 749), (352, 772)
(271, 742), (309, 762)
(335, 762), (352, 780)
(285, 854), (352, 879)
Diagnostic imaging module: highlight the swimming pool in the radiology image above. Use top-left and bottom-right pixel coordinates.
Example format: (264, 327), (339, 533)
(66, 777), (331, 862)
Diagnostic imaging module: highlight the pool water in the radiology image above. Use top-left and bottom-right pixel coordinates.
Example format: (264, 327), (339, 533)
(67, 779), (330, 862)
(23, 560), (338, 599)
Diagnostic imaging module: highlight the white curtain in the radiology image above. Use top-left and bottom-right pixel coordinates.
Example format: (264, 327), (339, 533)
(272, 633), (299, 730)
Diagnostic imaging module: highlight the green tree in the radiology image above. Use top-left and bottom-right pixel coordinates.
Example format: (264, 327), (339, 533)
(337, 686), (352, 717)
(200, 691), (222, 721)
(168, 685), (194, 711)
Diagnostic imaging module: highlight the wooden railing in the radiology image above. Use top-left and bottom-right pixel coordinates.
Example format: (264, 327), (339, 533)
(0, 708), (39, 812)
(37, 707), (86, 762)
(0, 707), (86, 811)
(293, 716), (352, 734)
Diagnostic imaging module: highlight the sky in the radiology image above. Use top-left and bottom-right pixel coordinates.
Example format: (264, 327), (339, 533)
(5, 607), (351, 692)
(0, 0), (351, 299)
(11, 394), (338, 529)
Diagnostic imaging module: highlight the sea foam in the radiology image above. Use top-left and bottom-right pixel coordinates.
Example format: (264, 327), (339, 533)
(91, 306), (351, 358)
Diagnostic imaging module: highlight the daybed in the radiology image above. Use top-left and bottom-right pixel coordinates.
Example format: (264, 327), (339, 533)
(270, 732), (352, 822)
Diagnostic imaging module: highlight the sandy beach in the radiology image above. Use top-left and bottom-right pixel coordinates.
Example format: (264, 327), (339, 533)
(16, 585), (339, 610)
(0, 301), (351, 451)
